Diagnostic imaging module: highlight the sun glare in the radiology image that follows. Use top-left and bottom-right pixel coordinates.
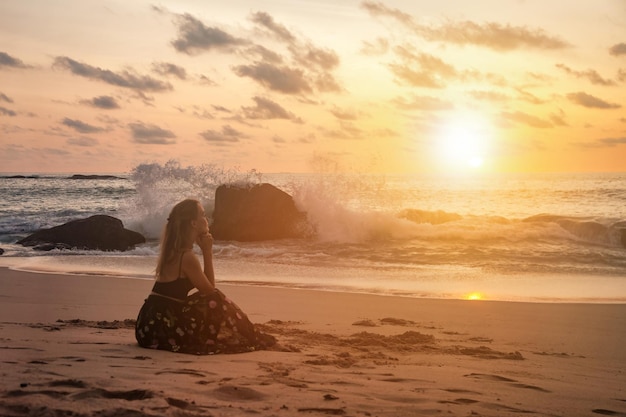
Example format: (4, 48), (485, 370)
(467, 292), (483, 301)
(435, 111), (492, 171)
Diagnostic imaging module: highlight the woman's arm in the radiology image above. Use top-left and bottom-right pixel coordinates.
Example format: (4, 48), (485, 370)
(181, 251), (215, 294)
(181, 232), (216, 294)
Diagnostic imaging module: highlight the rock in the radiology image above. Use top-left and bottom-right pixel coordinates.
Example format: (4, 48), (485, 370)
(17, 215), (145, 251)
(0, 247), (4, 255)
(68, 174), (123, 180)
(211, 183), (308, 241)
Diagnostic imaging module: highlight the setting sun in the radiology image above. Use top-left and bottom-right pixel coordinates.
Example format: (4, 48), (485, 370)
(467, 292), (483, 301)
(435, 111), (493, 171)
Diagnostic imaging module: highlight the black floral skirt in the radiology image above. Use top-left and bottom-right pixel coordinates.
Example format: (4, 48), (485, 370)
(135, 289), (272, 354)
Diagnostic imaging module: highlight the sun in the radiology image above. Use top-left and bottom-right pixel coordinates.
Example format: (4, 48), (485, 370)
(434, 111), (493, 171)
(466, 292), (483, 301)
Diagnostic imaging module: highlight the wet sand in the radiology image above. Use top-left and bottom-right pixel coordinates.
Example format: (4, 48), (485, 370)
(1, 267), (625, 416)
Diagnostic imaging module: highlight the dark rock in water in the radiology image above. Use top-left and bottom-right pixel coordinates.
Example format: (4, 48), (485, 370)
(32, 243), (74, 252)
(68, 174), (122, 180)
(0, 247), (4, 255)
(17, 215), (145, 251)
(211, 183), (308, 241)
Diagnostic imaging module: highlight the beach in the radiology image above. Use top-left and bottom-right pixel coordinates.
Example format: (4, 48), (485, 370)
(1, 267), (625, 416)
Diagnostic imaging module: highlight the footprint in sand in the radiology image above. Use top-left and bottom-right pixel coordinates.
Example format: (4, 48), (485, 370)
(213, 384), (267, 401)
(464, 373), (551, 393)
(156, 368), (213, 378)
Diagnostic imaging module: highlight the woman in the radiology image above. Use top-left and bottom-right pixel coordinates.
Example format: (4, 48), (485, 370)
(135, 199), (274, 354)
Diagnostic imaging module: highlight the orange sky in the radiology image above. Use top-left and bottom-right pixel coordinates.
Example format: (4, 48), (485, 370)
(0, 0), (625, 174)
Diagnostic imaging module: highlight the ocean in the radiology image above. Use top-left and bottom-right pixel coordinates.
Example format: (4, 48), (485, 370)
(1, 162), (625, 303)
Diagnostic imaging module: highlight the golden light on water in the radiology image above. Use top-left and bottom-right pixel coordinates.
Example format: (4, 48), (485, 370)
(466, 292), (483, 301)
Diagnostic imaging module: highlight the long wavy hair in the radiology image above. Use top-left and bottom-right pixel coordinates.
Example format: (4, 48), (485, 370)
(156, 199), (200, 277)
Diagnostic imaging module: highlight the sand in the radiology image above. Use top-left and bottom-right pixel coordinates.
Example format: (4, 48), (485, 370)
(0, 266), (625, 417)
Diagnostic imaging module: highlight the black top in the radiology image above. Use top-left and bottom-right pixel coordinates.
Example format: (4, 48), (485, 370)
(152, 278), (194, 300)
(151, 252), (194, 300)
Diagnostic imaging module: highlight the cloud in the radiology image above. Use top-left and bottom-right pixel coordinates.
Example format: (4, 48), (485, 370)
(289, 43), (339, 71)
(329, 107), (360, 120)
(198, 75), (218, 86)
(0, 106), (17, 116)
(247, 11), (343, 94)
(53, 56), (172, 92)
(129, 122), (176, 144)
(250, 11), (296, 43)
(468, 90), (509, 102)
(0, 51), (29, 68)
(598, 137), (626, 146)
(515, 88), (547, 105)
(67, 136), (99, 147)
(501, 111), (553, 128)
(243, 45), (283, 64)
(556, 64), (616, 86)
(391, 95), (453, 111)
(61, 118), (105, 134)
(362, 1), (570, 51)
(360, 38), (390, 56)
(81, 95), (120, 109)
(578, 137), (626, 148)
(151, 62), (187, 79)
(609, 43), (626, 56)
(0, 92), (14, 103)
(199, 125), (246, 143)
(319, 121), (365, 140)
(566, 92), (621, 109)
(549, 111), (568, 127)
(171, 13), (247, 54)
(388, 46), (457, 88)
(233, 62), (312, 94)
(241, 96), (303, 122)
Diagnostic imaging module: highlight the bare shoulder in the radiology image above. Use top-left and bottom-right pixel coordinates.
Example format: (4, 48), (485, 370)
(181, 249), (201, 268)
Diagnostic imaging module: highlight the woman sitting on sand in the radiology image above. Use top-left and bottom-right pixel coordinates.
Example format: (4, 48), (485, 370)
(135, 198), (274, 354)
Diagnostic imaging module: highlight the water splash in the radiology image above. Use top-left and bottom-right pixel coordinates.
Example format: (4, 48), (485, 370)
(121, 160), (262, 239)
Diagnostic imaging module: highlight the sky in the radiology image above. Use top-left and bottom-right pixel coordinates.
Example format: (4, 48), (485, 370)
(0, 0), (625, 174)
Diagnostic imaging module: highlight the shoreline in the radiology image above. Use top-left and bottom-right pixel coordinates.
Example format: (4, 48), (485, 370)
(1, 255), (625, 304)
(1, 267), (625, 416)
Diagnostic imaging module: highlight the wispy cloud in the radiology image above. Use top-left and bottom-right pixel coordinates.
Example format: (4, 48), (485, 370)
(391, 94), (453, 111)
(609, 43), (626, 56)
(0, 92), (14, 103)
(0, 106), (17, 116)
(199, 124), (247, 144)
(247, 11), (342, 94)
(566, 92), (621, 109)
(556, 64), (616, 86)
(501, 111), (554, 128)
(362, 1), (570, 51)
(388, 46), (456, 88)
(129, 122), (176, 144)
(241, 96), (303, 123)
(0, 51), (29, 69)
(360, 37), (390, 56)
(577, 137), (626, 148)
(151, 62), (187, 79)
(62, 118), (105, 134)
(250, 11), (296, 43)
(81, 95), (120, 109)
(54, 57), (172, 92)
(233, 62), (312, 94)
(171, 13), (247, 54)
(329, 107), (360, 120)
(67, 136), (99, 147)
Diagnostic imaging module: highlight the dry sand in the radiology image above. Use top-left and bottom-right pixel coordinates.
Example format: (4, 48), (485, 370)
(0, 266), (625, 416)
